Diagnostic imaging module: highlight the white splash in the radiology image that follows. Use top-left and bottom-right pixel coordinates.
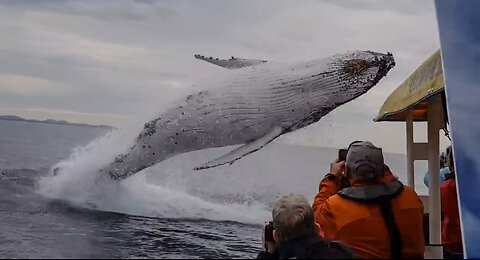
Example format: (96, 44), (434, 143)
(36, 128), (270, 224)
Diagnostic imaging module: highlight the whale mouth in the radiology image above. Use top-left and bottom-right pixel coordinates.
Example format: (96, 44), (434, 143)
(345, 51), (396, 89)
(340, 51), (395, 81)
(377, 52), (396, 72)
(371, 52), (396, 85)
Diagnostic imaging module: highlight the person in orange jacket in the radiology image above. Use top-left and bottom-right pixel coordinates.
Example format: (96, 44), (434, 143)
(441, 146), (463, 258)
(312, 141), (425, 259)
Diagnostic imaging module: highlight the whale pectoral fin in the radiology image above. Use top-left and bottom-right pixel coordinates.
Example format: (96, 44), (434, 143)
(194, 126), (284, 170)
(194, 54), (267, 69)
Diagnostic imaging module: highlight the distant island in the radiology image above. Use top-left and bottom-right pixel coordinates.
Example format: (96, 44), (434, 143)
(0, 115), (115, 129)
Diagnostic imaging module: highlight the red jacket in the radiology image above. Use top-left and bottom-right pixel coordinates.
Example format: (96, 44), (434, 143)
(441, 174), (463, 253)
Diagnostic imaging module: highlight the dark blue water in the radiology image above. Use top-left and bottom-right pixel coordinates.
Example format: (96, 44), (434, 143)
(0, 120), (261, 258)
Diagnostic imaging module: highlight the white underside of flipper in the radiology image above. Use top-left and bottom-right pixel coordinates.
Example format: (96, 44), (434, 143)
(194, 126), (284, 170)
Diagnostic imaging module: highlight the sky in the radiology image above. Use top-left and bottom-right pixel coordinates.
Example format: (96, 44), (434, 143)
(436, 0), (480, 256)
(0, 0), (449, 154)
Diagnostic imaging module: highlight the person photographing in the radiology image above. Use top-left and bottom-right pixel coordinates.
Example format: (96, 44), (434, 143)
(312, 141), (425, 259)
(257, 194), (353, 259)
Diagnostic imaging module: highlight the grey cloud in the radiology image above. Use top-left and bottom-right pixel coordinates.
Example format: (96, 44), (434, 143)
(0, 0), (179, 21)
(0, 0), (440, 153)
(318, 0), (434, 15)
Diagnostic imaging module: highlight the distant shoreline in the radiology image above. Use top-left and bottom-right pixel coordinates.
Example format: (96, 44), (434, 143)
(0, 115), (114, 129)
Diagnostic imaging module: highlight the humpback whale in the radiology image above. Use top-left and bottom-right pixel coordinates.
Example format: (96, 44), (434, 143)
(100, 51), (395, 180)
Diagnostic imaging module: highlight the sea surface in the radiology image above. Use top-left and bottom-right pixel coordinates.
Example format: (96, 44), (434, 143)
(0, 119), (427, 258)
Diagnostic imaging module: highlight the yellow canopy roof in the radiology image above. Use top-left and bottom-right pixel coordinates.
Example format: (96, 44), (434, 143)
(374, 50), (444, 122)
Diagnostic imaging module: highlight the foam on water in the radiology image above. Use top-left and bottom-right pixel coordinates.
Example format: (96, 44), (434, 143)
(37, 128), (270, 224)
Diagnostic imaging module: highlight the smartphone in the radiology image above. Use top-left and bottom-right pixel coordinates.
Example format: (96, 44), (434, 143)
(338, 149), (348, 162)
(338, 149), (350, 189)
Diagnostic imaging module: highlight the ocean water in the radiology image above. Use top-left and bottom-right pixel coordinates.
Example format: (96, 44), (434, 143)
(0, 119), (427, 258)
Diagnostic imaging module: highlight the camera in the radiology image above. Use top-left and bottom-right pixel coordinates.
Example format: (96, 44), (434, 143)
(338, 149), (351, 189)
(338, 148), (348, 162)
(264, 221), (275, 242)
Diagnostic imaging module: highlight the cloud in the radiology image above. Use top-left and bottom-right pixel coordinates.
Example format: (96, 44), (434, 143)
(0, 73), (72, 96)
(0, 0), (441, 153)
(318, 0), (433, 15)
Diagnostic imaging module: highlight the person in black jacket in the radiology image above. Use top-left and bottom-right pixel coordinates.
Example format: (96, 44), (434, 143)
(256, 194), (354, 259)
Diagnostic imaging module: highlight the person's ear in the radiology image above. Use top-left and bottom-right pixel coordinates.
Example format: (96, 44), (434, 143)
(315, 222), (322, 234)
(273, 230), (279, 243)
(345, 166), (355, 185)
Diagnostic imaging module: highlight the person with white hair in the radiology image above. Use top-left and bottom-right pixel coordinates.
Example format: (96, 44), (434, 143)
(257, 194), (353, 259)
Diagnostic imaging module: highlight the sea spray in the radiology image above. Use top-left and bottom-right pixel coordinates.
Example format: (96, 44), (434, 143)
(37, 127), (270, 224)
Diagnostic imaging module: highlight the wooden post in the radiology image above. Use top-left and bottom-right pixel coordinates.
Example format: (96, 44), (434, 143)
(427, 94), (443, 259)
(406, 109), (414, 188)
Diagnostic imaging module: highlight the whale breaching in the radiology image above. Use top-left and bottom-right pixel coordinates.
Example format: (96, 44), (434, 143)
(99, 51), (395, 180)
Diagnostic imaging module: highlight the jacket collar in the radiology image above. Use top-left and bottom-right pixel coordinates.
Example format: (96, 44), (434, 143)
(337, 181), (404, 203)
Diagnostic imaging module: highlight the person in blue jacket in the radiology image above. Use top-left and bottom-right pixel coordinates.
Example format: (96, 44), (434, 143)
(424, 151), (451, 187)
